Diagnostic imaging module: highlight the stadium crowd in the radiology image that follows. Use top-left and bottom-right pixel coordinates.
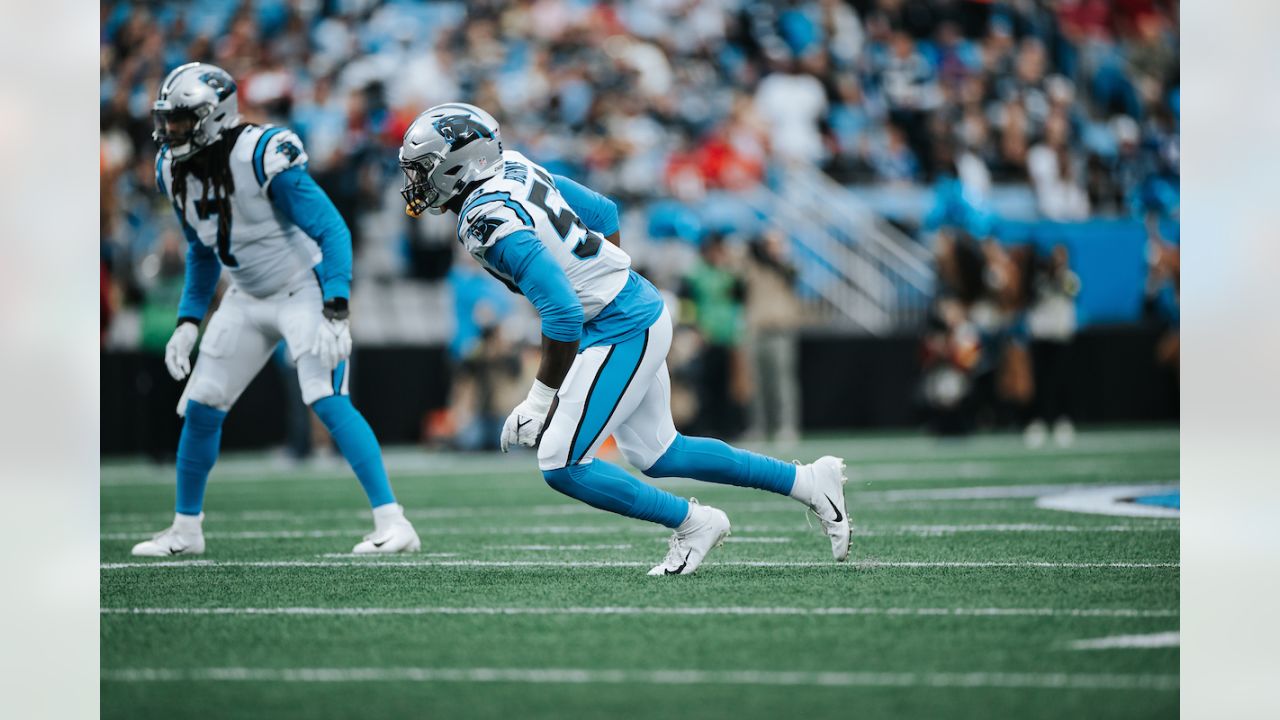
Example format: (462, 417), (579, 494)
(100, 0), (1179, 446)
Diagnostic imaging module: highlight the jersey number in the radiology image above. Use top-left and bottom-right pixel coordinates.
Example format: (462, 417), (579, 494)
(193, 198), (239, 267)
(527, 180), (603, 260)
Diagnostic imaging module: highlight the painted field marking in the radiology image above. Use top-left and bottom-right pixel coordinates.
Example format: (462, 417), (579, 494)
(101, 606), (1179, 619)
(1037, 485), (1180, 519)
(100, 559), (1180, 570)
(101, 436), (1178, 488)
(483, 544), (634, 551)
(98, 483), (1181, 529)
(99, 666), (1178, 691)
(101, 522), (1175, 542)
(1068, 632), (1180, 650)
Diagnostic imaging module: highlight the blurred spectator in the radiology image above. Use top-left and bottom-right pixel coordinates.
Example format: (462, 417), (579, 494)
(1024, 244), (1081, 448)
(679, 234), (748, 439)
(1027, 111), (1090, 220)
(743, 230), (804, 444)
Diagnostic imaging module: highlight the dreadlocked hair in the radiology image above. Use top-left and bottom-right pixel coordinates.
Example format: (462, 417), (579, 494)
(170, 125), (246, 265)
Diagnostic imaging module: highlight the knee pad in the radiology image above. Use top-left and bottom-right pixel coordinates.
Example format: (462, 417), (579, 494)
(183, 374), (233, 413)
(298, 357), (347, 406)
(542, 464), (586, 496)
(638, 433), (688, 477)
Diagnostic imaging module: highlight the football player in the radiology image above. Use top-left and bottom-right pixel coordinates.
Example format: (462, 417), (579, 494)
(398, 103), (850, 575)
(132, 63), (420, 556)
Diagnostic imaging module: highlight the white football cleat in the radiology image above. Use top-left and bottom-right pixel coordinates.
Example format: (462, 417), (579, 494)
(793, 456), (851, 562)
(353, 503), (421, 554)
(131, 513), (206, 557)
(648, 499), (731, 576)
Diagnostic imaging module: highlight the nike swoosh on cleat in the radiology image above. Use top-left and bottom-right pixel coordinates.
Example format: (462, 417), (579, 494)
(664, 550), (692, 575)
(372, 539), (388, 548)
(824, 494), (844, 523)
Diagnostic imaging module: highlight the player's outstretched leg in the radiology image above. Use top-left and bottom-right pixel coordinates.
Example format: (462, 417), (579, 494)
(131, 400), (225, 556)
(312, 393), (420, 553)
(640, 434), (850, 562)
(541, 460), (730, 575)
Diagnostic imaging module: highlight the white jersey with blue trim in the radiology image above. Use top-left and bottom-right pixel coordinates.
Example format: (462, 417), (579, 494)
(156, 124), (322, 299)
(456, 151), (631, 322)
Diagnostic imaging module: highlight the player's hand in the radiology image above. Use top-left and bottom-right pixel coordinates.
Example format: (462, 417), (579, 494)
(164, 322), (199, 381)
(501, 380), (557, 452)
(312, 299), (352, 370)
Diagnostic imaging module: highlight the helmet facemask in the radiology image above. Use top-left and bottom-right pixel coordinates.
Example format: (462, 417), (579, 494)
(152, 105), (212, 160)
(400, 151), (448, 217)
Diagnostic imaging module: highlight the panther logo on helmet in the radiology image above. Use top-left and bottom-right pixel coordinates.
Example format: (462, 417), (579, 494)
(433, 115), (494, 151)
(198, 70), (237, 101)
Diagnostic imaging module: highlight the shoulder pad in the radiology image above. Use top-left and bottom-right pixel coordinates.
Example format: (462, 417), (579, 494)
(457, 191), (535, 256)
(250, 126), (308, 189)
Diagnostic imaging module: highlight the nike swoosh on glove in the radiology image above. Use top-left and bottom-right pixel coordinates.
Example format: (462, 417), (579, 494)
(501, 380), (557, 452)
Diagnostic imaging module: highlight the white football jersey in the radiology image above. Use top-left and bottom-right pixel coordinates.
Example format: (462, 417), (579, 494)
(455, 151), (631, 321)
(156, 124), (322, 298)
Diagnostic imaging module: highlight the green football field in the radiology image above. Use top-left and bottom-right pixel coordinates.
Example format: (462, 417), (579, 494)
(100, 427), (1179, 719)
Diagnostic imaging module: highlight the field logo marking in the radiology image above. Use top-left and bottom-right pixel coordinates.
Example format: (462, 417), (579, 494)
(1036, 485), (1179, 518)
(1067, 632), (1180, 650)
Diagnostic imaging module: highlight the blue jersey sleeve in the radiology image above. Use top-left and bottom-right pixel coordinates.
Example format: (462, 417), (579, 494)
(177, 218), (221, 322)
(486, 230), (583, 342)
(552, 174), (618, 237)
(269, 166), (352, 301)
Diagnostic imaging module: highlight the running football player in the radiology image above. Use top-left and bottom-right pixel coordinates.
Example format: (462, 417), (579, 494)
(397, 103), (849, 574)
(132, 63), (419, 556)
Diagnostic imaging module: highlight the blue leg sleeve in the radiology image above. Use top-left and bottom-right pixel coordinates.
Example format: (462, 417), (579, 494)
(175, 400), (228, 516)
(643, 433), (796, 496)
(543, 460), (689, 528)
(312, 395), (396, 508)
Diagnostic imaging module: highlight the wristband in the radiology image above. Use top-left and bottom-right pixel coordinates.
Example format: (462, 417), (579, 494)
(525, 379), (557, 415)
(323, 297), (350, 321)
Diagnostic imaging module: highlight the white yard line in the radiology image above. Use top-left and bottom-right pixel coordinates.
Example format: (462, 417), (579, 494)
(101, 606), (1178, 619)
(101, 439), (1177, 488)
(101, 522), (1175, 542)
(100, 559), (1179, 570)
(1067, 632), (1181, 650)
(483, 544), (634, 551)
(99, 666), (1178, 691)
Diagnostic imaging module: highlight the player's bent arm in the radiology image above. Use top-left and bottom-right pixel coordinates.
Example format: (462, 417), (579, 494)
(551, 173), (620, 245)
(270, 166), (352, 304)
(177, 223), (220, 326)
(486, 229), (583, 389)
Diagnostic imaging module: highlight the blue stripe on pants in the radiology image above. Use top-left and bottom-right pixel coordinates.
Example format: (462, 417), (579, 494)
(565, 329), (649, 466)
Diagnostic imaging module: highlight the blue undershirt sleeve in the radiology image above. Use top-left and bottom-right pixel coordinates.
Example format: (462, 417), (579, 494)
(269, 166), (352, 301)
(177, 214), (220, 322)
(486, 230), (583, 342)
(551, 174), (619, 237)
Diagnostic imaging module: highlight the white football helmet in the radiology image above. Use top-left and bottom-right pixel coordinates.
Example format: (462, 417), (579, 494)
(399, 103), (503, 217)
(152, 62), (241, 160)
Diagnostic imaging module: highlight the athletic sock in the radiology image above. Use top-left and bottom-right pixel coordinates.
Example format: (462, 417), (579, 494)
(371, 502), (407, 530)
(312, 395), (396, 509)
(643, 433), (796, 496)
(175, 400), (227, 516)
(172, 511), (203, 534)
(543, 460), (690, 528)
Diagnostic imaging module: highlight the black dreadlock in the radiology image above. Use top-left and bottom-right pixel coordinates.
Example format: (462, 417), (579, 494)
(170, 124), (248, 266)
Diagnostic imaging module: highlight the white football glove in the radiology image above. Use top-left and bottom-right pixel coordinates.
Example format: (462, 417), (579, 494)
(311, 301), (353, 370)
(164, 322), (199, 381)
(501, 380), (557, 452)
